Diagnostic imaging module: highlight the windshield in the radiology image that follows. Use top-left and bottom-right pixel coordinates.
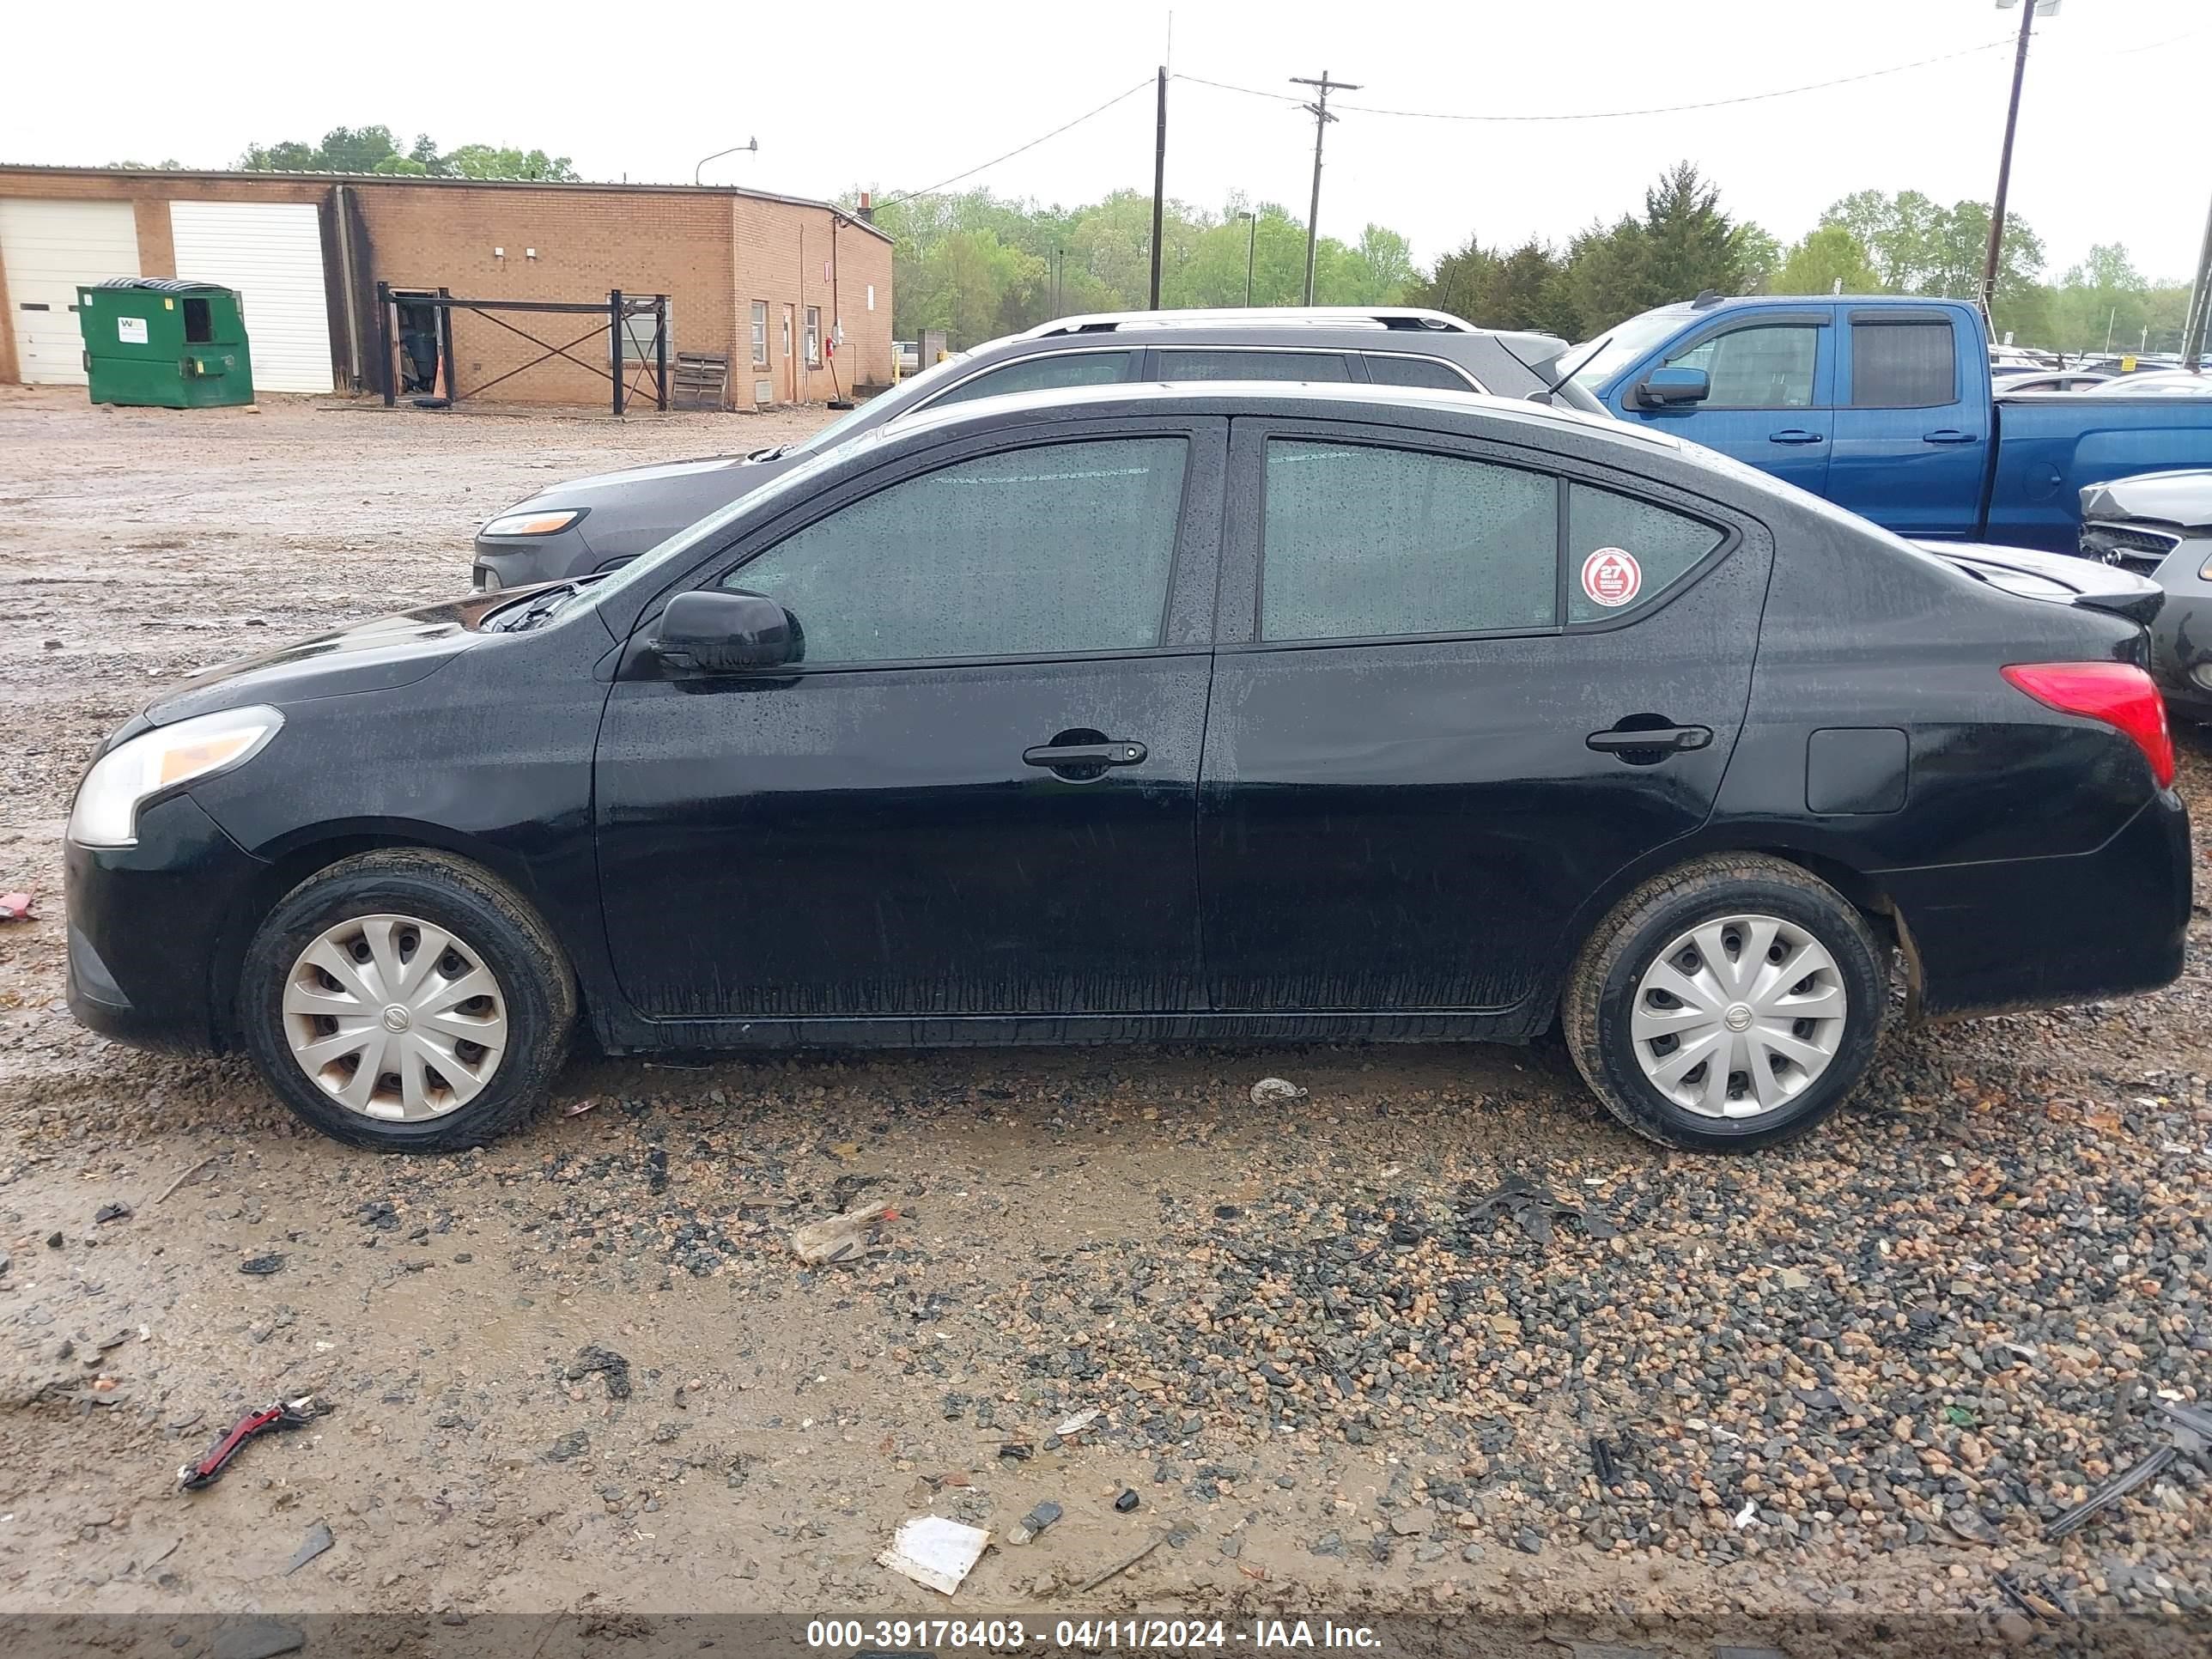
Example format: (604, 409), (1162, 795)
(1568, 309), (1692, 395)
(786, 350), (973, 455)
(582, 428), (888, 611)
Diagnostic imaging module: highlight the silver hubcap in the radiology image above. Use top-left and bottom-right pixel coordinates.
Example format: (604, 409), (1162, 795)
(281, 913), (507, 1121)
(1629, 913), (1848, 1119)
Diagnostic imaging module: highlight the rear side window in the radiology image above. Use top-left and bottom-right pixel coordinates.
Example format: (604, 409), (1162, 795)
(720, 438), (1186, 665)
(1566, 483), (1725, 624)
(928, 350), (1135, 407)
(1852, 320), (1955, 408)
(1260, 441), (1556, 641)
(1158, 349), (1353, 383)
(1363, 354), (1478, 392)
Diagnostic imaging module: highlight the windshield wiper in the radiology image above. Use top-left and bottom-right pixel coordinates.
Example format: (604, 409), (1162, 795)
(486, 583), (579, 633)
(745, 444), (790, 463)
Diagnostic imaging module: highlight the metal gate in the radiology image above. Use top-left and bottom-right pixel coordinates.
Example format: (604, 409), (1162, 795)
(374, 283), (669, 414)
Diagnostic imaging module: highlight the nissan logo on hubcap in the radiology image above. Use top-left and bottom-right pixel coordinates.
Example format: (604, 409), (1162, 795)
(381, 1005), (411, 1033)
(1723, 1002), (1753, 1032)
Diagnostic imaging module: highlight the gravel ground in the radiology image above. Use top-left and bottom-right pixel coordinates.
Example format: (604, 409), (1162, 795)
(1, 386), (2210, 1651)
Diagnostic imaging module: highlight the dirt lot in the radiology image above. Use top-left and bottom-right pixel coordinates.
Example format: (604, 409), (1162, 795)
(2, 386), (2210, 1650)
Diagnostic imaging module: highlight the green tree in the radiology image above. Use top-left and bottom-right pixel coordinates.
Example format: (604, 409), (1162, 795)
(237, 128), (575, 180)
(1773, 226), (1881, 295)
(441, 145), (578, 182)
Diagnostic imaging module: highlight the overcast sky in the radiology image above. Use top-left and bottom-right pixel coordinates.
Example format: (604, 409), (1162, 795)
(5, 0), (2206, 285)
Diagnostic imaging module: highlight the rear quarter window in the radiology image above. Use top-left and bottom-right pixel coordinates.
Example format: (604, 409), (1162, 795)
(1566, 483), (1726, 623)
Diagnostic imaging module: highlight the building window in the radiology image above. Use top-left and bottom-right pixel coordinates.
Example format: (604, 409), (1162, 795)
(805, 307), (823, 368)
(750, 301), (769, 368)
(618, 303), (668, 363)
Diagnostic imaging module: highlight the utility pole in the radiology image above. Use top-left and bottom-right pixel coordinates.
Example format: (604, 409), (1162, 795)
(1291, 70), (1359, 307)
(1979, 0), (2043, 319)
(2185, 190), (2212, 372)
(1148, 67), (1168, 309)
(1244, 211), (1258, 307)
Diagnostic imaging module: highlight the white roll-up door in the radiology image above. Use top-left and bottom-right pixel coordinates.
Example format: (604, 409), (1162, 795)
(0, 199), (141, 385)
(169, 200), (333, 393)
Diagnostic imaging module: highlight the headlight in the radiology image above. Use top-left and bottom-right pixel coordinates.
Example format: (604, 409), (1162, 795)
(68, 706), (283, 848)
(482, 508), (582, 538)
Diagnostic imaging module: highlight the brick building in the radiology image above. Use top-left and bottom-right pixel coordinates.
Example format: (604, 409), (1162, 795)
(0, 167), (893, 408)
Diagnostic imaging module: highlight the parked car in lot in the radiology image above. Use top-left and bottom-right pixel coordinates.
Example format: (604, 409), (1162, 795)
(471, 307), (1601, 591)
(67, 383), (2188, 1156)
(1995, 369), (2114, 394)
(2073, 369), (2212, 398)
(2080, 468), (2212, 713)
(1571, 293), (2212, 550)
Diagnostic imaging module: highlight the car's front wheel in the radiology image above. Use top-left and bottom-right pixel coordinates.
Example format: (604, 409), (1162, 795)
(1563, 854), (1887, 1152)
(238, 849), (575, 1152)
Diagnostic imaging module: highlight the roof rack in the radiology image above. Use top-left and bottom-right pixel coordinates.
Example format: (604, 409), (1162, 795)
(1020, 306), (1479, 337)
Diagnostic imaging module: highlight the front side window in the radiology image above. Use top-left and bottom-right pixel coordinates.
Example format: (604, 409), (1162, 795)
(927, 350), (1136, 408)
(750, 301), (769, 367)
(1158, 349), (1353, 383)
(1260, 441), (1556, 641)
(1565, 483), (1725, 624)
(805, 307), (822, 368)
(1663, 325), (1817, 407)
(1851, 320), (1954, 408)
(1363, 354), (1478, 392)
(718, 438), (1188, 665)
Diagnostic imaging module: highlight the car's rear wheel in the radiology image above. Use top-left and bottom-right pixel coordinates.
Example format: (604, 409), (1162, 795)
(1563, 854), (1886, 1152)
(238, 849), (574, 1152)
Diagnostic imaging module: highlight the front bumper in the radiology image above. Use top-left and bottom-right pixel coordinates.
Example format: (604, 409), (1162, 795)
(64, 792), (272, 1054)
(1885, 791), (2191, 1019)
(2080, 525), (2212, 711)
(471, 525), (601, 592)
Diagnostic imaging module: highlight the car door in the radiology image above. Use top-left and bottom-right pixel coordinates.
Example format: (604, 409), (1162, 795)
(1197, 419), (1769, 1016)
(1621, 310), (1835, 495)
(1829, 308), (1985, 538)
(593, 417), (1224, 1024)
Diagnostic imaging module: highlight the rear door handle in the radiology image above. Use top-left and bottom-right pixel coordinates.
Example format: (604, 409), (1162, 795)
(1587, 726), (1711, 754)
(1767, 428), (1824, 445)
(1023, 739), (1147, 768)
(1923, 428), (1978, 445)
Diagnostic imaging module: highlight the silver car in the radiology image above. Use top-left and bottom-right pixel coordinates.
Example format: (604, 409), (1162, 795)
(470, 307), (1604, 591)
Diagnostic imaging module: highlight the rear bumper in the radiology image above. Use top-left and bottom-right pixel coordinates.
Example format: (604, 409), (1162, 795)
(1886, 791), (2191, 1018)
(64, 793), (271, 1054)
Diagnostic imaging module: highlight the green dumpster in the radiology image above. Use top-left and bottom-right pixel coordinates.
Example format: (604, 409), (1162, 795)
(76, 278), (255, 408)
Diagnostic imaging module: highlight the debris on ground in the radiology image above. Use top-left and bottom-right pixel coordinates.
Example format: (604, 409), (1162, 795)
(566, 1345), (634, 1401)
(0, 893), (32, 922)
(1007, 1500), (1062, 1545)
(998, 1442), (1033, 1461)
(93, 1201), (131, 1224)
(877, 1516), (989, 1595)
(283, 1520), (335, 1576)
(1462, 1172), (1619, 1244)
(1115, 1488), (1140, 1512)
(1590, 1436), (1620, 1485)
(178, 1396), (319, 1492)
(151, 1154), (216, 1205)
(562, 1098), (600, 1117)
(2045, 1397), (2212, 1539)
(1731, 1498), (1758, 1530)
(238, 1254), (285, 1276)
(1249, 1077), (1307, 1106)
(790, 1203), (899, 1266)
(1055, 1407), (1100, 1438)
(1077, 1533), (1163, 1594)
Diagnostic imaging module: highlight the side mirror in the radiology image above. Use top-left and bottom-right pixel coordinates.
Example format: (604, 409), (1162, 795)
(1635, 366), (1711, 408)
(650, 590), (799, 673)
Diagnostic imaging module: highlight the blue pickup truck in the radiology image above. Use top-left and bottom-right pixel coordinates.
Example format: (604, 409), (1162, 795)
(1570, 294), (2212, 552)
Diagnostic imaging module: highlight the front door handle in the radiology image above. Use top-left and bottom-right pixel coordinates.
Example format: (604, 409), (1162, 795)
(1023, 739), (1147, 769)
(1767, 428), (1824, 445)
(1587, 725), (1711, 755)
(1923, 428), (1978, 445)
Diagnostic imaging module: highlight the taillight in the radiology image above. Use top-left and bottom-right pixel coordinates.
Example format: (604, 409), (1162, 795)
(2002, 661), (2175, 789)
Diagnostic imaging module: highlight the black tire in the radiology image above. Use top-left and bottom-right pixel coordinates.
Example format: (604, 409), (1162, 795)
(237, 849), (575, 1152)
(1562, 854), (1886, 1152)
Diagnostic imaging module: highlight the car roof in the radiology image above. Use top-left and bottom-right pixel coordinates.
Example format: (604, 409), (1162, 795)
(966, 308), (1567, 367)
(881, 377), (1680, 454)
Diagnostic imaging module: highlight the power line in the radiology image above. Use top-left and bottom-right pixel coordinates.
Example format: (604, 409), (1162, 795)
(874, 79), (1152, 210)
(1176, 36), (2019, 124)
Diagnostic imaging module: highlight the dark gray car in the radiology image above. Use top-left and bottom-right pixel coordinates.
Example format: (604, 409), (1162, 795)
(2079, 468), (2212, 713)
(470, 307), (1599, 590)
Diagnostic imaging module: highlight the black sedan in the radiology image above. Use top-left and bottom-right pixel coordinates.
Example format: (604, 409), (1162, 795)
(64, 385), (2189, 1155)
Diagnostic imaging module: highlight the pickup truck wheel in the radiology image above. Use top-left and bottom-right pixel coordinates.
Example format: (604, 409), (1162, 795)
(1563, 855), (1886, 1152)
(237, 850), (575, 1152)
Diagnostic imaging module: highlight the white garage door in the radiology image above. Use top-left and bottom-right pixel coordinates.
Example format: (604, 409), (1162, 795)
(169, 200), (333, 394)
(0, 199), (141, 386)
